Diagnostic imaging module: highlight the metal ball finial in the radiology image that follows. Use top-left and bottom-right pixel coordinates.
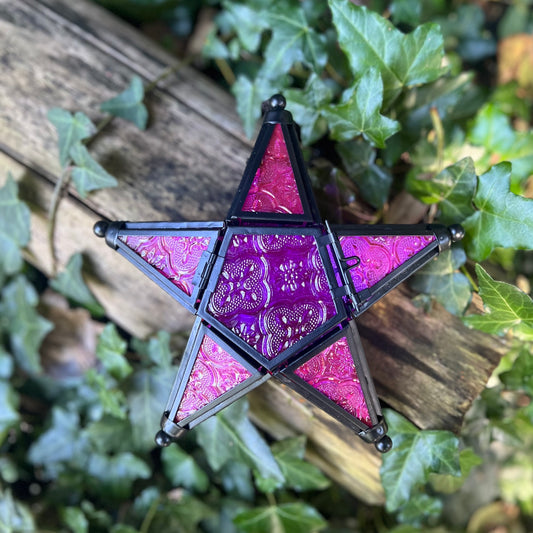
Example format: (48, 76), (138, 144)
(155, 430), (173, 447)
(448, 224), (465, 243)
(93, 220), (109, 238)
(268, 94), (286, 110)
(375, 435), (393, 453)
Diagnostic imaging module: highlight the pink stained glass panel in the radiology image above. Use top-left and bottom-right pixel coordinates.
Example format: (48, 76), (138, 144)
(175, 335), (252, 422)
(294, 337), (371, 426)
(207, 233), (337, 360)
(120, 235), (210, 296)
(339, 234), (436, 293)
(242, 124), (304, 215)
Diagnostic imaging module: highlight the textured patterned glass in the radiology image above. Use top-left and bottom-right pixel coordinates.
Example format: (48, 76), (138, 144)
(295, 337), (371, 425)
(339, 235), (436, 293)
(207, 233), (336, 360)
(120, 235), (210, 296)
(242, 124), (304, 214)
(175, 335), (252, 421)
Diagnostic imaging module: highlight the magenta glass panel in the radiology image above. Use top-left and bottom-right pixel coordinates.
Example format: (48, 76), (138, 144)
(175, 335), (252, 422)
(242, 124), (304, 215)
(207, 233), (337, 360)
(339, 234), (436, 292)
(120, 235), (210, 296)
(295, 337), (371, 426)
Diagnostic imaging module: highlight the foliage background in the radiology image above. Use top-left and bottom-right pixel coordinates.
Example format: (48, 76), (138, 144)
(1, 0), (533, 531)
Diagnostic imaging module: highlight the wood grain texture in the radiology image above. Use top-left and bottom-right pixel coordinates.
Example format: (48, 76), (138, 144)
(0, 0), (508, 505)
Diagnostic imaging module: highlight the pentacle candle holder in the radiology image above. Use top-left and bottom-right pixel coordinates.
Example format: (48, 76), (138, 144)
(94, 94), (464, 453)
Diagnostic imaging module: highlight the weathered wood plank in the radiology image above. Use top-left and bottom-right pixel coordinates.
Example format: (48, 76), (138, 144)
(0, 0), (508, 505)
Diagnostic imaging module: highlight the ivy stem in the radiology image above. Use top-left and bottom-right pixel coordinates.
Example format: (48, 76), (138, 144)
(266, 492), (277, 507)
(430, 106), (445, 174)
(47, 166), (71, 276)
(46, 58), (191, 273)
(139, 496), (161, 533)
(461, 264), (479, 292)
(215, 57), (236, 86)
(325, 62), (348, 88)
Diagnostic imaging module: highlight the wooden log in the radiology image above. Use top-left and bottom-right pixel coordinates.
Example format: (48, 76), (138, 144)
(0, 0), (508, 505)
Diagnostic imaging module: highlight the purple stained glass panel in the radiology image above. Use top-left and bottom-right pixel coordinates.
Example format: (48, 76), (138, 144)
(339, 234), (436, 293)
(242, 124), (304, 215)
(207, 233), (337, 360)
(294, 337), (371, 426)
(175, 335), (252, 422)
(120, 235), (210, 296)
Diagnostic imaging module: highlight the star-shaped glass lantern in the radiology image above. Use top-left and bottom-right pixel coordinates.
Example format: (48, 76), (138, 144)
(94, 95), (464, 453)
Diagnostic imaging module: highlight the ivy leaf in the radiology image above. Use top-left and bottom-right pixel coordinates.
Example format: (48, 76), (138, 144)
(0, 456), (18, 484)
(69, 144), (118, 198)
(223, 1), (268, 53)
(80, 500), (112, 531)
(127, 366), (177, 452)
(329, 0), (447, 106)
(202, 27), (229, 59)
(0, 276), (53, 374)
(132, 330), (173, 368)
(462, 162), (533, 261)
(232, 75), (285, 139)
(336, 139), (393, 207)
(468, 103), (515, 153)
(321, 68), (401, 148)
(48, 108), (95, 167)
(463, 265), (533, 340)
(85, 416), (133, 454)
(96, 323), (131, 381)
(400, 73), (483, 138)
(0, 348), (13, 380)
(500, 347), (533, 396)
(0, 489), (36, 532)
(437, 4), (496, 63)
(380, 409), (461, 512)
(28, 407), (90, 479)
(232, 75), (268, 139)
(61, 506), (89, 533)
(271, 436), (330, 492)
(429, 448), (482, 494)
(260, 0), (328, 81)
(467, 104), (533, 187)
(161, 444), (209, 493)
(233, 502), (327, 533)
(50, 253), (105, 317)
(149, 492), (215, 533)
(407, 158), (477, 225)
(285, 74), (333, 145)
(411, 248), (472, 316)
(396, 493), (443, 527)
(196, 399), (284, 489)
(0, 381), (19, 446)
(100, 76), (148, 130)
(220, 461), (255, 501)
(390, 0), (421, 27)
(86, 370), (128, 420)
(86, 452), (151, 500)
(0, 175), (31, 278)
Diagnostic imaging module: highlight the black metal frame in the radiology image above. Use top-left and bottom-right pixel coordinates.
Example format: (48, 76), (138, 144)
(108, 221), (224, 313)
(227, 108), (321, 225)
(328, 223), (454, 317)
(198, 225), (348, 373)
(95, 94), (466, 453)
(278, 320), (382, 434)
(161, 317), (270, 437)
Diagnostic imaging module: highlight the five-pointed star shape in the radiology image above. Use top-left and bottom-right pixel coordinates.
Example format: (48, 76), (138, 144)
(94, 95), (463, 452)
